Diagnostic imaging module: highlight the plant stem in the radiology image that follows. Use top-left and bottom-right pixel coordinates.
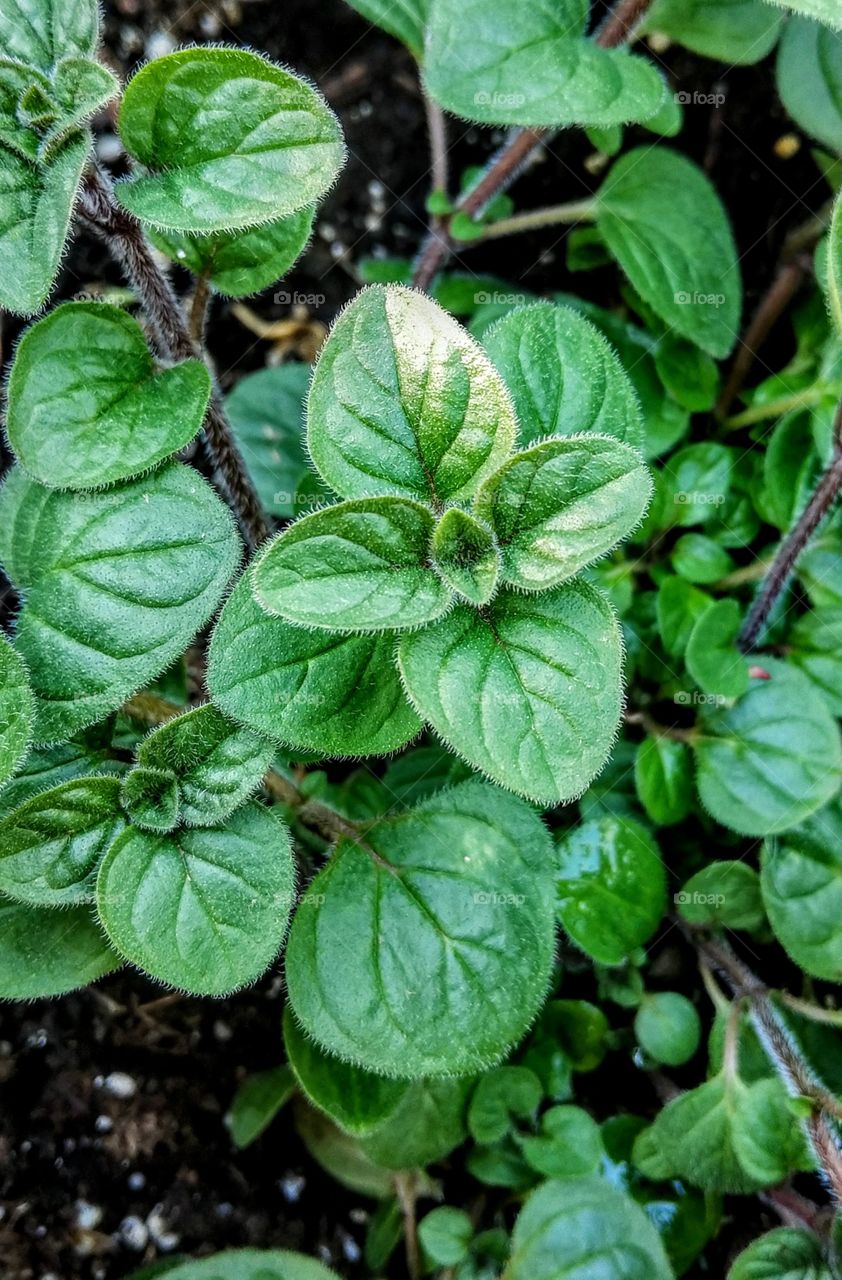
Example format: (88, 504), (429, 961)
(716, 259), (809, 420)
(724, 383), (842, 429)
(739, 398), (842, 652)
(121, 692), (355, 846)
(189, 270), (212, 343)
(395, 1172), (422, 1280)
(424, 90), (449, 196)
(690, 930), (842, 1201)
(77, 167), (269, 552)
(472, 198), (596, 243)
(410, 0), (655, 291)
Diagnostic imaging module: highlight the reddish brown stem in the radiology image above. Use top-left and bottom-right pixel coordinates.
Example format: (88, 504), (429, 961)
(77, 168), (269, 551)
(716, 259), (808, 419)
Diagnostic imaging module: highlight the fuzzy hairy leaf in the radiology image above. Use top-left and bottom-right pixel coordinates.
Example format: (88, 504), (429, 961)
(596, 148), (741, 358)
(0, 898), (120, 998)
(555, 816), (667, 965)
(506, 1176), (673, 1280)
(207, 573), (421, 757)
(286, 780), (556, 1077)
(680, 860), (765, 932)
(399, 581), (623, 805)
(0, 776), (125, 905)
(149, 206), (315, 298)
(344, 0), (428, 55)
(727, 1228), (831, 1280)
(483, 303), (645, 450)
(424, 0), (666, 128)
(694, 660), (842, 837)
(42, 57), (119, 156)
(0, 59), (44, 161)
(830, 192), (842, 339)
(788, 608), (842, 714)
(0, 0), (99, 71)
(777, 17), (842, 152)
(518, 1105), (604, 1179)
(766, 0), (842, 30)
(116, 49), (344, 233)
(136, 704), (273, 828)
(474, 436), (651, 592)
(431, 507), (499, 605)
(360, 1076), (473, 1169)
(96, 802), (295, 995)
(126, 1251), (342, 1280)
(0, 462), (240, 743)
(253, 497), (451, 632)
(225, 363), (314, 521)
(762, 798), (842, 981)
(0, 738), (124, 818)
(0, 635), (33, 788)
(0, 130), (90, 315)
(308, 285), (517, 504)
(283, 1006), (408, 1136)
(120, 765), (180, 833)
(6, 303), (211, 489)
(640, 0), (783, 65)
(468, 1066), (542, 1144)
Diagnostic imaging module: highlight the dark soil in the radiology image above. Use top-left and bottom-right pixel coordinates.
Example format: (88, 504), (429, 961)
(0, 1), (831, 1276)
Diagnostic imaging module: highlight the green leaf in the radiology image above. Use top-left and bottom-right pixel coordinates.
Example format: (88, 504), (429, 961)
(225, 362), (314, 521)
(344, 0), (427, 55)
(424, 0), (666, 128)
(148, 206), (315, 299)
(96, 802), (295, 995)
(685, 599), (750, 700)
(474, 436), (651, 592)
(207, 572), (421, 757)
(0, 130), (90, 315)
(680, 861), (766, 931)
(295, 1100), (395, 1198)
(596, 148), (741, 358)
(671, 532), (734, 584)
(0, 0), (99, 71)
(482, 303), (645, 450)
(555, 816), (667, 965)
(634, 736), (693, 826)
(227, 1065), (296, 1149)
(124, 1251), (342, 1280)
(0, 776), (125, 905)
(467, 1066), (542, 1147)
(418, 1207), (472, 1267)
(777, 17), (842, 151)
(307, 285), (517, 504)
(116, 49), (344, 233)
(830, 191), (842, 339)
(0, 59), (44, 161)
(283, 1006), (408, 1136)
(766, 0), (842, 31)
(519, 1105), (604, 1180)
(136, 704), (273, 828)
(638, 1070), (805, 1193)
(640, 0), (783, 65)
(285, 780), (556, 1077)
(728, 1228), (832, 1280)
(431, 507), (500, 605)
(506, 1176), (673, 1280)
(657, 574), (711, 655)
(253, 497), (451, 632)
(634, 992), (701, 1066)
(0, 634), (33, 788)
(665, 442), (733, 528)
(0, 736), (124, 817)
(42, 57), (119, 156)
(788, 608), (842, 714)
(119, 766), (180, 833)
(653, 335), (720, 412)
(360, 1076), (472, 1169)
(762, 799), (842, 980)
(694, 659), (842, 837)
(7, 303), (211, 489)
(0, 462), (240, 744)
(399, 580), (622, 805)
(0, 898), (120, 998)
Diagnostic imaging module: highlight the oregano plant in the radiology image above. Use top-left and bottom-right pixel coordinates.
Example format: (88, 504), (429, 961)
(6, 0), (842, 1277)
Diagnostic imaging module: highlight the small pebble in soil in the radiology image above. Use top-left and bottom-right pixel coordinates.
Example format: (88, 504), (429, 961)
(145, 31), (176, 61)
(95, 1115), (113, 1133)
(278, 1173), (306, 1203)
(147, 1206), (180, 1251)
(127, 1172), (146, 1191)
(119, 1215), (149, 1251)
(102, 1071), (138, 1100)
(340, 1232), (361, 1263)
(75, 1202), (104, 1230)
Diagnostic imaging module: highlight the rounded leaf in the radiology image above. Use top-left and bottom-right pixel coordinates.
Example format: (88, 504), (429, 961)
(634, 992), (701, 1067)
(96, 803), (295, 995)
(126, 1251), (342, 1280)
(286, 780), (556, 1077)
(307, 285), (517, 504)
(399, 581), (623, 805)
(253, 497), (451, 632)
(6, 303), (211, 489)
(225, 363), (313, 520)
(474, 435), (651, 592)
(777, 17), (842, 154)
(762, 800), (842, 981)
(432, 506), (500, 605)
(728, 1228), (830, 1280)
(0, 0), (99, 71)
(0, 634), (33, 787)
(555, 816), (667, 965)
(207, 572), (421, 757)
(116, 49), (344, 233)
(0, 898), (120, 999)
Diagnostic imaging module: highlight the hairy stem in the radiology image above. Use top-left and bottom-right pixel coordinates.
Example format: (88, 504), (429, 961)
(424, 90), (449, 195)
(724, 383), (841, 429)
(189, 270), (213, 343)
(77, 167), (269, 551)
(395, 1172), (422, 1280)
(691, 930), (842, 1202)
(121, 692), (355, 846)
(472, 198), (597, 242)
(411, 0), (655, 291)
(739, 399), (842, 652)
